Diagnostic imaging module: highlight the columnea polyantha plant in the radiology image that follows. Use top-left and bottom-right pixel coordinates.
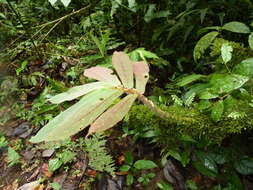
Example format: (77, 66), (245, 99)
(30, 51), (155, 143)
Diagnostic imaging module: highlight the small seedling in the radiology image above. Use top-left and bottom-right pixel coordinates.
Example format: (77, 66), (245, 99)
(119, 152), (157, 186)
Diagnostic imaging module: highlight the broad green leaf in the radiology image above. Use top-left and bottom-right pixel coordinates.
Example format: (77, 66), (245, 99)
(120, 165), (131, 172)
(234, 157), (253, 175)
(186, 180), (198, 190)
(7, 147), (20, 167)
(0, 136), (8, 148)
(211, 100), (224, 122)
(193, 161), (217, 177)
(128, 0), (137, 12)
(248, 33), (253, 50)
(88, 94), (137, 135)
(134, 160), (158, 170)
(16, 60), (28, 76)
(222, 21), (250, 34)
(129, 48), (159, 61)
(183, 83), (211, 100)
(221, 43), (233, 64)
(84, 66), (121, 86)
(0, 13), (6, 19)
(48, 0), (57, 5)
(193, 31), (219, 62)
(209, 74), (249, 94)
(137, 48), (159, 60)
(198, 90), (219, 100)
(49, 82), (110, 104)
(112, 51), (134, 88)
(157, 182), (174, 190)
(127, 174), (134, 185)
(176, 74), (204, 86)
(49, 158), (62, 172)
(133, 61), (149, 94)
(209, 149), (227, 165)
(144, 4), (156, 23)
(61, 0), (71, 7)
(167, 150), (181, 162)
(30, 88), (123, 143)
(144, 4), (170, 23)
(196, 100), (212, 110)
(194, 151), (218, 177)
(125, 151), (134, 165)
(59, 151), (76, 164)
(50, 182), (61, 190)
(111, 0), (122, 17)
(233, 58), (253, 77)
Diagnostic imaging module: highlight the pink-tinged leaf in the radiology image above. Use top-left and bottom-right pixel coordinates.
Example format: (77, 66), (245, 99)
(84, 66), (121, 86)
(133, 61), (149, 94)
(49, 82), (110, 104)
(30, 88), (123, 143)
(112, 51), (134, 88)
(88, 94), (137, 135)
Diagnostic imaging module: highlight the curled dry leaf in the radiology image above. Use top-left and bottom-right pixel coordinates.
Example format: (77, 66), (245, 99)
(133, 61), (149, 94)
(112, 51), (134, 88)
(84, 66), (121, 86)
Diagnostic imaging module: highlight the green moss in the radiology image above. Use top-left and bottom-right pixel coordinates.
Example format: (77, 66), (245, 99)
(127, 104), (253, 147)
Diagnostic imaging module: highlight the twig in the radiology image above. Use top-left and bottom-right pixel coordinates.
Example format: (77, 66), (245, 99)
(33, 5), (91, 29)
(118, 87), (193, 122)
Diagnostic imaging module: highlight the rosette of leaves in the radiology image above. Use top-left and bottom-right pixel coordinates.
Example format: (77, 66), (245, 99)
(30, 52), (150, 143)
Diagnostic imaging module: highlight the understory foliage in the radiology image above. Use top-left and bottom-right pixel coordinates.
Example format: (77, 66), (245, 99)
(1, 0), (253, 189)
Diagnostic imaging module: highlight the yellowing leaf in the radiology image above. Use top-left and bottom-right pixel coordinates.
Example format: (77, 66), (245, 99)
(88, 94), (137, 135)
(133, 61), (149, 94)
(49, 82), (110, 104)
(112, 51), (134, 88)
(83, 66), (121, 86)
(30, 88), (123, 143)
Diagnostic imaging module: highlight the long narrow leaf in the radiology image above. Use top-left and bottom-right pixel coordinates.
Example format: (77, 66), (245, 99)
(112, 51), (134, 88)
(49, 82), (110, 104)
(88, 94), (137, 135)
(30, 88), (123, 143)
(133, 61), (149, 94)
(84, 66), (121, 86)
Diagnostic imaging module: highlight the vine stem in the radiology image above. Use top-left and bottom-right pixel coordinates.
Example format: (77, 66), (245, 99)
(117, 87), (172, 120)
(33, 5), (92, 29)
(117, 87), (194, 122)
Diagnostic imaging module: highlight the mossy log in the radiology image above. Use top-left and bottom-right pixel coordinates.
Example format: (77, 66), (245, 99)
(127, 104), (253, 146)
